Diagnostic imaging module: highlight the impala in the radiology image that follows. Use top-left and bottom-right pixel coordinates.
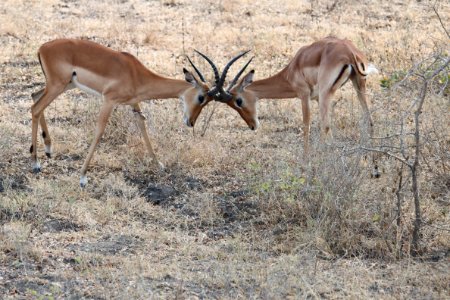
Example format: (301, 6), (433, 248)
(30, 38), (219, 187)
(200, 37), (379, 154)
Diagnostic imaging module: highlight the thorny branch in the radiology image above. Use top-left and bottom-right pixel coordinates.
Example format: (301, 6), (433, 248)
(361, 51), (448, 256)
(433, 5), (450, 39)
(358, 146), (410, 166)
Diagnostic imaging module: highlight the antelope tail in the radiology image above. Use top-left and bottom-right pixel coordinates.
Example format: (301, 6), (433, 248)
(352, 52), (378, 76)
(31, 52), (47, 102)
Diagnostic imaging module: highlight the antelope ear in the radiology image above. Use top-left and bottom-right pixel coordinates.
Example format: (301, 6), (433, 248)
(183, 68), (197, 85)
(239, 70), (254, 90)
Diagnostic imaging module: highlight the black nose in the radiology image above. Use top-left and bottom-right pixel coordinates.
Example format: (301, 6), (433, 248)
(250, 126), (255, 130)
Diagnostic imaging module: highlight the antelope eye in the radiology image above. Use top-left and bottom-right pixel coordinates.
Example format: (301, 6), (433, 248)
(236, 98), (243, 107)
(198, 95), (205, 104)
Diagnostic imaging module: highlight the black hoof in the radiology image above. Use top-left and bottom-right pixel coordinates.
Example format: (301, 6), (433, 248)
(371, 168), (381, 178)
(45, 152), (51, 158)
(32, 166), (41, 174)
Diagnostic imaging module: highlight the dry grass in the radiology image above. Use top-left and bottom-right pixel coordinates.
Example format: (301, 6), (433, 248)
(1, 0), (449, 298)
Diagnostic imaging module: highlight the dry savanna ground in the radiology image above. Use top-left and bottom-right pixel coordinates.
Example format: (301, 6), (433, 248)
(0, 0), (449, 299)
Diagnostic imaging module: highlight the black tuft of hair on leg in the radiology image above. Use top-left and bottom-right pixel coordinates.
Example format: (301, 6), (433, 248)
(30, 145), (34, 153)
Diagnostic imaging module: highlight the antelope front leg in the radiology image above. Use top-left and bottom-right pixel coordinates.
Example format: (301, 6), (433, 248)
(132, 103), (163, 170)
(79, 101), (114, 187)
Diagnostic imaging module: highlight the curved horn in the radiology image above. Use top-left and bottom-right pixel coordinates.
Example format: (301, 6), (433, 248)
(194, 50), (220, 84)
(227, 56), (254, 91)
(186, 56), (206, 82)
(194, 50), (251, 102)
(218, 50), (250, 90)
(194, 50), (225, 101)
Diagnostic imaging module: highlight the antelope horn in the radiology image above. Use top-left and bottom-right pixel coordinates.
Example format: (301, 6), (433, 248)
(218, 50), (251, 90)
(194, 50), (220, 84)
(227, 56), (254, 91)
(186, 56), (206, 82)
(195, 50), (251, 102)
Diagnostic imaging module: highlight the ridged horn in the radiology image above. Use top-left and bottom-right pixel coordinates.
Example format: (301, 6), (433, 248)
(227, 56), (254, 91)
(194, 50), (220, 84)
(186, 55), (206, 82)
(218, 50), (250, 90)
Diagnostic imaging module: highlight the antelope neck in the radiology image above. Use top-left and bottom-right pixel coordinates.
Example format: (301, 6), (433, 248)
(140, 72), (191, 99)
(248, 69), (297, 99)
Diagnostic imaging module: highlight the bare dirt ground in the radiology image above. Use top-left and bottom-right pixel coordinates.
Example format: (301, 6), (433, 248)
(0, 0), (449, 299)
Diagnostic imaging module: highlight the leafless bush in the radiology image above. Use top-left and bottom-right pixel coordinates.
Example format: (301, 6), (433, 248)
(246, 147), (387, 258)
(363, 52), (449, 256)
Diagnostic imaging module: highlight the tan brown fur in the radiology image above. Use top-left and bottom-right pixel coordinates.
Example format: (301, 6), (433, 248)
(227, 37), (377, 153)
(31, 39), (212, 186)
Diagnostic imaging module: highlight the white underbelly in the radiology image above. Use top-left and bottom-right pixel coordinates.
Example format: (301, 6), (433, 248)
(72, 73), (102, 97)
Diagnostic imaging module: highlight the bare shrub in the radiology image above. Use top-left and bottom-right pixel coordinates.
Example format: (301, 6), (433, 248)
(245, 144), (393, 258)
(352, 45), (449, 257)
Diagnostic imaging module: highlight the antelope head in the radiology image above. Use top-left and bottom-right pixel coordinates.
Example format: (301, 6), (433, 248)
(195, 50), (258, 130)
(182, 57), (214, 127)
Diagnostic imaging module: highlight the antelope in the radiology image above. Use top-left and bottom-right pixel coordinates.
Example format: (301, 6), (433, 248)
(30, 38), (222, 187)
(200, 37), (379, 155)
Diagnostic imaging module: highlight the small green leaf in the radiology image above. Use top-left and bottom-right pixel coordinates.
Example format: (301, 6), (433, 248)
(372, 213), (381, 222)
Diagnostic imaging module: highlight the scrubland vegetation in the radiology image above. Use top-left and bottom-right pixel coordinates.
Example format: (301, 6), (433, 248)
(0, 0), (448, 298)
